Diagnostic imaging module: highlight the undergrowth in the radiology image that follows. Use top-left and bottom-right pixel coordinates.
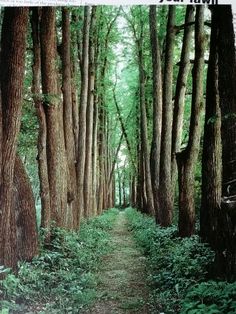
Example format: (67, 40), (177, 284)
(0, 208), (119, 314)
(125, 208), (236, 314)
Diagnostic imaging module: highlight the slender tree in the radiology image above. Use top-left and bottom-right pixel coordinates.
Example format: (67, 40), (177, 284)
(77, 6), (90, 223)
(159, 6), (176, 226)
(177, 6), (205, 237)
(149, 5), (163, 222)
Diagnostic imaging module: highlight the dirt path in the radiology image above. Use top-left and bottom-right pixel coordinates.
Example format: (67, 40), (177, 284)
(83, 211), (150, 314)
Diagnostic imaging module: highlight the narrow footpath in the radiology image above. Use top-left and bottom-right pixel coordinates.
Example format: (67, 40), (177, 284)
(83, 211), (150, 314)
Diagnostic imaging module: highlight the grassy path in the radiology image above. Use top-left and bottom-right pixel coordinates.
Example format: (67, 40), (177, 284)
(83, 211), (150, 314)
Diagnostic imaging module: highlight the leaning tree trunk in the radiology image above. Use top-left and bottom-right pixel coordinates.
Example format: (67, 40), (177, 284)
(159, 6), (176, 226)
(149, 5), (163, 222)
(177, 6), (205, 237)
(171, 6), (194, 187)
(217, 5), (236, 280)
(31, 8), (51, 230)
(0, 8), (30, 271)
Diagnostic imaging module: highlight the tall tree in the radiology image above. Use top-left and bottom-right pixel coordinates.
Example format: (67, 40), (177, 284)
(62, 7), (78, 228)
(40, 7), (67, 227)
(149, 5), (163, 222)
(159, 6), (176, 226)
(84, 7), (96, 218)
(0, 8), (33, 271)
(217, 5), (236, 279)
(177, 6), (205, 237)
(171, 6), (195, 186)
(77, 6), (90, 223)
(200, 7), (221, 251)
(31, 8), (51, 230)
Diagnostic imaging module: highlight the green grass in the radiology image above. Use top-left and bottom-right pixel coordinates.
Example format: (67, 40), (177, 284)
(0, 208), (119, 313)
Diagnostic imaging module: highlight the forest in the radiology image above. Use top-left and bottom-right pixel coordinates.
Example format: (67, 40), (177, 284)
(0, 3), (235, 314)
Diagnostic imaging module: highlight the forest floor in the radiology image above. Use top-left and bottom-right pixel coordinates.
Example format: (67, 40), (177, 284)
(82, 211), (150, 314)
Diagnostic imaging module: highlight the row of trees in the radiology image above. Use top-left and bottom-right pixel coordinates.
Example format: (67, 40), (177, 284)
(0, 5), (235, 280)
(0, 6), (120, 272)
(117, 5), (235, 279)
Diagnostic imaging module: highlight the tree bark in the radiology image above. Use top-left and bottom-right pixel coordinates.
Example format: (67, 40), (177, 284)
(149, 5), (163, 222)
(84, 7), (96, 218)
(77, 6), (90, 223)
(62, 7), (78, 228)
(14, 156), (38, 261)
(0, 7), (29, 270)
(171, 6), (194, 187)
(217, 5), (236, 279)
(177, 6), (205, 237)
(40, 7), (67, 227)
(200, 7), (221, 246)
(159, 6), (176, 226)
(31, 8), (51, 230)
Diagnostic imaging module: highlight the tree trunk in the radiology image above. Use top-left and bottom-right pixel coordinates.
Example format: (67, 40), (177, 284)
(40, 7), (67, 227)
(31, 8), (51, 230)
(217, 5), (236, 279)
(137, 18), (154, 216)
(159, 6), (176, 226)
(14, 156), (38, 261)
(62, 7), (78, 228)
(177, 6), (205, 237)
(84, 7), (96, 218)
(171, 6), (194, 187)
(77, 6), (90, 223)
(0, 8), (29, 271)
(149, 5), (163, 222)
(200, 7), (221, 245)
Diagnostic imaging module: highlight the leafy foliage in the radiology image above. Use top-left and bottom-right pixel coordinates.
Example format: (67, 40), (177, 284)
(0, 209), (119, 313)
(181, 281), (236, 314)
(125, 208), (218, 313)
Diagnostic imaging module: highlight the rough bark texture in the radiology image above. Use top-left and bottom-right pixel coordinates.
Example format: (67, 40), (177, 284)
(200, 8), (221, 249)
(159, 6), (176, 226)
(217, 5), (236, 280)
(177, 6), (205, 237)
(62, 8), (78, 228)
(77, 6), (90, 223)
(0, 8), (29, 270)
(40, 7), (67, 227)
(149, 5), (163, 222)
(171, 6), (194, 187)
(84, 7), (96, 218)
(31, 8), (51, 230)
(14, 156), (38, 261)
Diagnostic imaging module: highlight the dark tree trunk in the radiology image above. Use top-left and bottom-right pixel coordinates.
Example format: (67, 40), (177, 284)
(200, 8), (221, 248)
(217, 5), (236, 280)
(159, 6), (176, 226)
(0, 8), (29, 271)
(177, 6), (205, 237)
(149, 5), (163, 222)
